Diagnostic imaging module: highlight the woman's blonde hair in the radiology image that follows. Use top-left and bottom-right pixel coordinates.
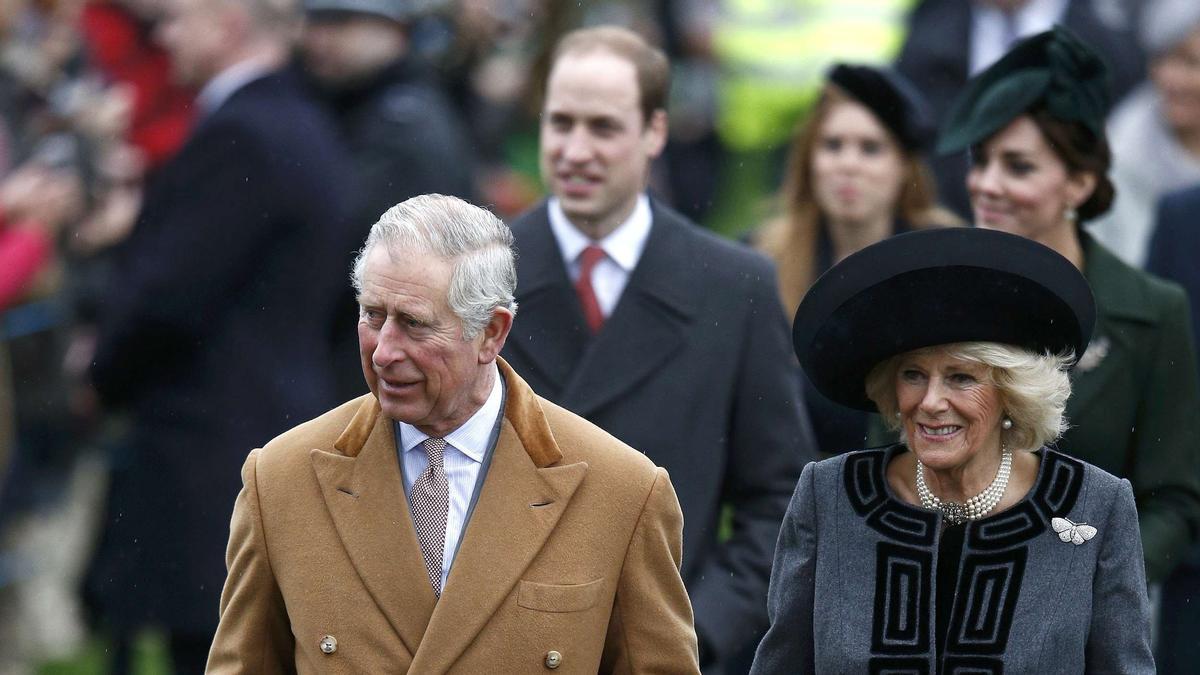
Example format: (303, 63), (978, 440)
(755, 84), (961, 314)
(864, 342), (1074, 452)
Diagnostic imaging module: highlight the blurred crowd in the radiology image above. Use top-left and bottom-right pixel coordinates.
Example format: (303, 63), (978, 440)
(1, 0), (1199, 673)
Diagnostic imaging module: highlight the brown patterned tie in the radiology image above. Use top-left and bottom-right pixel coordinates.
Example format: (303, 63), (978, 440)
(411, 437), (449, 596)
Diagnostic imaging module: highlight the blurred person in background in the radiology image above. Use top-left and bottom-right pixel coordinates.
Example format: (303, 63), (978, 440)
(85, 0), (354, 670)
(1145, 181), (1200, 673)
(896, 0), (1145, 219)
(751, 62), (960, 458)
(0, 0), (145, 666)
(301, 0), (477, 403)
(706, 0), (913, 236)
(935, 25), (1200, 592)
(501, 26), (813, 673)
(1088, 0), (1200, 267)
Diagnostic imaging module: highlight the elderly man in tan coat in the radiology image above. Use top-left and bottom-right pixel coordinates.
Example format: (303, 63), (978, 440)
(205, 194), (700, 673)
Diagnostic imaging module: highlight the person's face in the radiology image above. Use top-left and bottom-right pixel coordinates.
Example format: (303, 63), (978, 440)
(302, 13), (404, 87)
(1152, 27), (1200, 134)
(157, 0), (227, 87)
(967, 116), (1093, 239)
(539, 49), (667, 237)
(895, 347), (1005, 473)
(811, 100), (906, 226)
(356, 245), (509, 437)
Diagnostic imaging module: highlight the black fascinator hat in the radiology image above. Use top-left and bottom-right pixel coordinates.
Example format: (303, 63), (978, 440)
(828, 63), (936, 152)
(792, 228), (1095, 412)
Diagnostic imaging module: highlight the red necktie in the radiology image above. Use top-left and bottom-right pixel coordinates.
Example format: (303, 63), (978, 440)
(575, 245), (606, 334)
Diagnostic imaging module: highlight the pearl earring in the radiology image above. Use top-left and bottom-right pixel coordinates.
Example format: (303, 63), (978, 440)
(1002, 417), (1013, 430)
(896, 412), (902, 420)
(1064, 205), (1078, 223)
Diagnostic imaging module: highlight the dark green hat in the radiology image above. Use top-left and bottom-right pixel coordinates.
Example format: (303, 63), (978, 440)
(938, 25), (1110, 154)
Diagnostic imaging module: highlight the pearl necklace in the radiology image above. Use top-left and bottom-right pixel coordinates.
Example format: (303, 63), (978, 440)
(916, 447), (1012, 525)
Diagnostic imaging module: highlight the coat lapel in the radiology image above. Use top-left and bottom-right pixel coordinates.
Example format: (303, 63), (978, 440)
(559, 205), (697, 417)
(507, 205), (591, 391)
(412, 361), (587, 671)
(310, 397), (436, 658)
(1070, 235), (1156, 416)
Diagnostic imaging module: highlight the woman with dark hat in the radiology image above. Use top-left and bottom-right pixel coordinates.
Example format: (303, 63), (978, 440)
(750, 227), (1153, 673)
(934, 25), (1200, 587)
(753, 63), (960, 456)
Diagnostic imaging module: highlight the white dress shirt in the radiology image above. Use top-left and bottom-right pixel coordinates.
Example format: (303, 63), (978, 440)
(397, 364), (504, 592)
(548, 194), (653, 318)
(196, 60), (274, 118)
(970, 0), (1069, 74)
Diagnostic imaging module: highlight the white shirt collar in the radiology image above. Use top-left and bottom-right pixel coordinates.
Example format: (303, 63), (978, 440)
(547, 194), (653, 272)
(196, 60), (275, 117)
(970, 0), (1069, 74)
(398, 364), (503, 464)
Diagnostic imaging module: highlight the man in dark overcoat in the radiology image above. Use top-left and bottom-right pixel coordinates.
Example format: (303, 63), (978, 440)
(87, 0), (354, 669)
(300, 0), (478, 400)
(499, 26), (815, 672)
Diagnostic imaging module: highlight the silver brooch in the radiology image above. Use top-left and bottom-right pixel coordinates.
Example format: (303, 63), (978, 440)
(1051, 517), (1097, 545)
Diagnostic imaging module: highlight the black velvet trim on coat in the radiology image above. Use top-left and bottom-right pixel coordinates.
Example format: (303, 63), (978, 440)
(945, 548), (1027, 655)
(869, 656), (929, 674)
(872, 542), (933, 655)
(965, 501), (1044, 550)
(943, 655), (1004, 674)
(850, 446), (1067, 667)
(847, 449), (891, 516)
(849, 448), (939, 545)
(1031, 450), (1084, 519)
(868, 500), (940, 546)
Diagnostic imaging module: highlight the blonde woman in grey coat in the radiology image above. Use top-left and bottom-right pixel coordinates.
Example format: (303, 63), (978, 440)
(752, 227), (1153, 674)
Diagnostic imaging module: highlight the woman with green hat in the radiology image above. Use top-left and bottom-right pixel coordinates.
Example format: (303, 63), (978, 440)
(750, 226), (1153, 672)
(936, 25), (1200, 589)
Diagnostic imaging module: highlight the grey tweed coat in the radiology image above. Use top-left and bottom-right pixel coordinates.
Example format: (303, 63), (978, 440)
(751, 445), (1154, 674)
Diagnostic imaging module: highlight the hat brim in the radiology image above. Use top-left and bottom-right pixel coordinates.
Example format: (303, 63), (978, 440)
(792, 228), (1095, 411)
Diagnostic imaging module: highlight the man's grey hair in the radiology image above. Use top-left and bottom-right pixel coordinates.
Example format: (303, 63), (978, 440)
(351, 194), (518, 340)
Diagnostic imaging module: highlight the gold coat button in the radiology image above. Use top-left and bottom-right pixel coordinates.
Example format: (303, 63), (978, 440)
(320, 635), (337, 654)
(545, 650), (562, 669)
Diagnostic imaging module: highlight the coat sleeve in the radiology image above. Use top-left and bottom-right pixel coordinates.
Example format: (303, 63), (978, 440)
(600, 467), (701, 674)
(749, 461), (817, 674)
(1086, 478), (1155, 672)
(1130, 284), (1200, 582)
(688, 258), (813, 663)
(207, 450), (296, 674)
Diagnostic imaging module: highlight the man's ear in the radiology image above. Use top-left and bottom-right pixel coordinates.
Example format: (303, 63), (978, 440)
(477, 307), (514, 364)
(643, 108), (668, 159)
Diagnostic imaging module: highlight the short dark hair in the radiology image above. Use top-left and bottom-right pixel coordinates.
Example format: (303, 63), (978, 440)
(1027, 106), (1116, 222)
(549, 26), (669, 123)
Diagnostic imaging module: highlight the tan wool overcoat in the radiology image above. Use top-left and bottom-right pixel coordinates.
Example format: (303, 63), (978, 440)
(206, 359), (700, 673)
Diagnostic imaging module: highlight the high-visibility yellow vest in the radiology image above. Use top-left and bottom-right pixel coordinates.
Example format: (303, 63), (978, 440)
(712, 0), (915, 151)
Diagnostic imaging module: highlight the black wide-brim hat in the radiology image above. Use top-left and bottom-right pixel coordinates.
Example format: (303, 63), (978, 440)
(792, 228), (1095, 412)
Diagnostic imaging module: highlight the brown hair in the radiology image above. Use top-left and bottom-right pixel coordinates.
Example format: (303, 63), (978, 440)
(1025, 106), (1115, 222)
(549, 26), (670, 123)
(755, 84), (960, 314)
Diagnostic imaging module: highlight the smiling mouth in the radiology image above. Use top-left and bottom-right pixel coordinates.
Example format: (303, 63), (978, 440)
(558, 173), (599, 190)
(919, 424), (962, 437)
